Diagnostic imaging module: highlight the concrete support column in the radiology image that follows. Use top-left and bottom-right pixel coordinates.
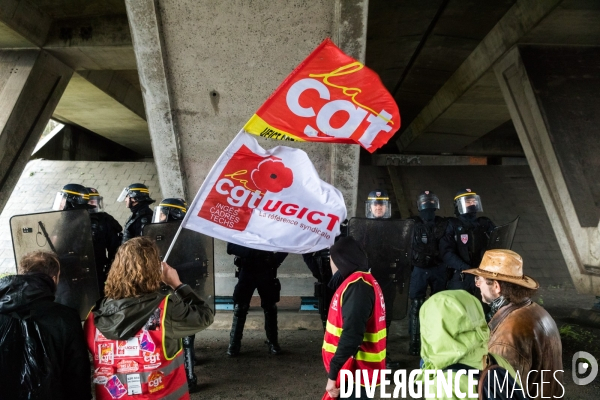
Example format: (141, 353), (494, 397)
(495, 45), (600, 295)
(124, 0), (368, 297)
(0, 50), (72, 213)
(331, 0), (369, 218)
(124, 0), (186, 200)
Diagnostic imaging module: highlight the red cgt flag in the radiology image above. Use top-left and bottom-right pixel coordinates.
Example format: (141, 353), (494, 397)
(244, 38), (400, 153)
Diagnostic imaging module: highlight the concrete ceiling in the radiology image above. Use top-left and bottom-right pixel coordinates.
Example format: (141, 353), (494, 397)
(0, 0), (148, 155)
(1, 0), (600, 159)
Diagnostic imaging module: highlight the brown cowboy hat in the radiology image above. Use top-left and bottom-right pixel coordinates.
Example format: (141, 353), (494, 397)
(463, 249), (539, 290)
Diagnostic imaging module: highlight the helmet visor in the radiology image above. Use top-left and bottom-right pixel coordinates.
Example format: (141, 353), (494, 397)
(417, 193), (440, 211)
(52, 192), (67, 211)
(456, 195), (483, 214)
(116, 188), (129, 202)
(88, 196), (104, 213)
(365, 199), (391, 219)
(152, 206), (170, 223)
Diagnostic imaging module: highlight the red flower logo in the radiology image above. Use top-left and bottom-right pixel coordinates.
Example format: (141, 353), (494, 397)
(251, 159), (293, 193)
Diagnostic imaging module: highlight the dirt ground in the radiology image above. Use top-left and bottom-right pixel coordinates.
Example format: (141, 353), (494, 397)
(187, 285), (600, 399)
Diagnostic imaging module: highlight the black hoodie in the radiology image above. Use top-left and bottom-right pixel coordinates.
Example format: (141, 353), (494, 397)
(0, 273), (91, 400)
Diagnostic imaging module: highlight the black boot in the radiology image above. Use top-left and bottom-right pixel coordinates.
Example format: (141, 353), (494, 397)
(408, 298), (425, 356)
(188, 334), (201, 364)
(227, 303), (249, 357)
(182, 335), (200, 392)
(263, 304), (281, 355)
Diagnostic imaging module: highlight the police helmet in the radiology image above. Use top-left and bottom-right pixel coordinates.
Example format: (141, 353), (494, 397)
(117, 183), (155, 204)
(52, 183), (90, 210)
(365, 189), (391, 219)
(417, 190), (440, 211)
(86, 187), (104, 213)
(454, 188), (483, 215)
(152, 198), (187, 223)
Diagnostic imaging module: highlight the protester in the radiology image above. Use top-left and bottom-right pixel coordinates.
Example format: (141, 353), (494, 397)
(0, 251), (91, 399)
(465, 249), (563, 398)
(322, 236), (386, 399)
(85, 237), (214, 399)
(420, 290), (518, 400)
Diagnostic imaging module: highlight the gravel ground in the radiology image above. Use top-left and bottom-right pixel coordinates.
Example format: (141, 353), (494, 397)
(187, 286), (600, 399)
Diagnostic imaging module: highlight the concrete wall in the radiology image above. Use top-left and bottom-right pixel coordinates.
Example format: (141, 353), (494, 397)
(0, 159), (160, 274)
(361, 165), (571, 287)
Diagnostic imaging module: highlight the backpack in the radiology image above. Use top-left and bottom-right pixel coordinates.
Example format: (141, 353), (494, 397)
(445, 356), (529, 400)
(409, 216), (447, 268)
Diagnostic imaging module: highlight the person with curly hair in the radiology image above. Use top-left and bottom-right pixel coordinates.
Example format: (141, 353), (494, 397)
(84, 237), (214, 399)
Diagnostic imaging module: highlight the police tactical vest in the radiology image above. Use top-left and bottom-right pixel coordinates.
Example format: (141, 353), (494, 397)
(409, 216), (447, 269)
(451, 217), (492, 268)
(322, 271), (386, 384)
(123, 206), (153, 242)
(85, 296), (189, 400)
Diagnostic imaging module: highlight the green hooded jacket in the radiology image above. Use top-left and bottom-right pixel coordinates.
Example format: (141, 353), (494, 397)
(418, 290), (516, 400)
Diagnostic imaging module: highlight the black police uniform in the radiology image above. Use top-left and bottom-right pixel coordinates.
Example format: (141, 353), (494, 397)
(406, 213), (448, 355)
(226, 243), (287, 356)
(122, 202), (154, 244)
(440, 214), (495, 294)
(90, 212), (122, 295)
(302, 250), (334, 330)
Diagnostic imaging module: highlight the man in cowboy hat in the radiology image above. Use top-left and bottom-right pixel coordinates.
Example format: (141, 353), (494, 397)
(464, 249), (563, 399)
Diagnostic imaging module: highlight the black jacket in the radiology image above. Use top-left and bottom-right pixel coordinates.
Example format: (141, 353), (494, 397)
(90, 211), (122, 267)
(440, 215), (495, 271)
(226, 243), (288, 267)
(122, 203), (154, 244)
(0, 274), (91, 400)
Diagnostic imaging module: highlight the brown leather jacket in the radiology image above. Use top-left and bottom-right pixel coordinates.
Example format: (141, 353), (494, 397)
(488, 299), (564, 399)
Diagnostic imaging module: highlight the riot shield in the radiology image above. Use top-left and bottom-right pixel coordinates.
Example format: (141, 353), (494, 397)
(487, 216), (519, 250)
(348, 218), (414, 320)
(143, 222), (215, 313)
(10, 209), (99, 320)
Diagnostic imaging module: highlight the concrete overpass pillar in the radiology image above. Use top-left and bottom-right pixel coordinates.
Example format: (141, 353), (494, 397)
(495, 45), (600, 295)
(124, 0), (368, 297)
(0, 50), (73, 213)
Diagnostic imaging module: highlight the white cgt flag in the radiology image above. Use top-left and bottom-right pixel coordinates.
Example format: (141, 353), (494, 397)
(180, 131), (347, 254)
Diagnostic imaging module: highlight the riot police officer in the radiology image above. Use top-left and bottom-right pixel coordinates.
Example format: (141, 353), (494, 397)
(226, 244), (287, 356)
(151, 198), (201, 393)
(153, 197), (187, 223)
(51, 184), (99, 307)
(406, 191), (448, 356)
(440, 188), (495, 296)
(86, 187), (122, 296)
(51, 183), (92, 211)
(365, 189), (393, 219)
(117, 183), (155, 244)
(364, 189), (400, 369)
